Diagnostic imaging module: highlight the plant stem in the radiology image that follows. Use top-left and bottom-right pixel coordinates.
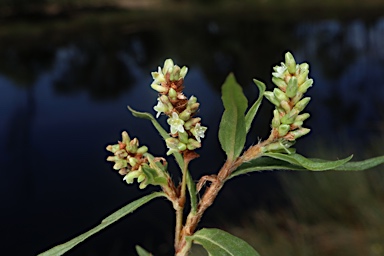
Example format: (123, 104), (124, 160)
(175, 135), (278, 255)
(175, 161), (188, 250)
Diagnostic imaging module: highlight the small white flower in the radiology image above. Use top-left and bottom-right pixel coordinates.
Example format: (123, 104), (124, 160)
(153, 98), (167, 118)
(272, 62), (287, 79)
(167, 112), (185, 134)
(192, 123), (207, 142)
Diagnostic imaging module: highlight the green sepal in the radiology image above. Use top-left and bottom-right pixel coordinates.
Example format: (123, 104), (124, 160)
(245, 79), (266, 134)
(38, 192), (166, 256)
(186, 228), (260, 256)
(135, 245), (152, 256)
(219, 73), (247, 161)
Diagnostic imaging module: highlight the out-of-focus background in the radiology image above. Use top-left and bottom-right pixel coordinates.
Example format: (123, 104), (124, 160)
(1, 0), (384, 255)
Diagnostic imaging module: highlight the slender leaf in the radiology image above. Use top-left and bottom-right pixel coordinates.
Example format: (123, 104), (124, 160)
(136, 245), (153, 256)
(128, 106), (170, 140)
(230, 156), (306, 179)
(186, 228), (260, 256)
(245, 79), (266, 134)
(231, 155), (384, 179)
(218, 73), (248, 161)
(38, 192), (165, 256)
(322, 155), (384, 171)
(264, 152), (353, 171)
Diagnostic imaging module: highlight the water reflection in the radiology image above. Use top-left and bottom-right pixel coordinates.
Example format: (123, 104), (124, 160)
(1, 13), (383, 256)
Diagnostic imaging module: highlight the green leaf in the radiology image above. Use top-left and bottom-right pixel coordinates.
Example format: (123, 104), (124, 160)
(128, 106), (170, 140)
(231, 154), (384, 179)
(141, 165), (168, 186)
(218, 73), (248, 161)
(135, 245), (153, 256)
(230, 156), (306, 179)
(38, 192), (165, 256)
(245, 79), (266, 134)
(323, 155), (384, 171)
(186, 228), (260, 256)
(264, 152), (353, 171)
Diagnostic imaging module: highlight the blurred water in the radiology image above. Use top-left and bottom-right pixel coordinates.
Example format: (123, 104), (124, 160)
(0, 12), (383, 256)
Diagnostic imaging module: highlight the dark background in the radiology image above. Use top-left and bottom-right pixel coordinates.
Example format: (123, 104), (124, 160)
(1, 1), (384, 255)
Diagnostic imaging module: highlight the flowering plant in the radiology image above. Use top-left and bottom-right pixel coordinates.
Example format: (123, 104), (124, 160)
(40, 52), (384, 256)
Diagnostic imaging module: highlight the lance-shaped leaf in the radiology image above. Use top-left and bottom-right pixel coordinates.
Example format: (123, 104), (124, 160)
(38, 192), (166, 256)
(264, 152), (353, 171)
(318, 155), (384, 171)
(245, 79), (266, 134)
(141, 165), (168, 186)
(135, 245), (153, 256)
(230, 156), (306, 179)
(128, 106), (170, 140)
(219, 74), (248, 161)
(231, 154), (384, 178)
(186, 228), (260, 256)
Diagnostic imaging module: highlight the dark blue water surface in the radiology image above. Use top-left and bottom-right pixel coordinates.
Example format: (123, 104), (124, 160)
(1, 11), (384, 255)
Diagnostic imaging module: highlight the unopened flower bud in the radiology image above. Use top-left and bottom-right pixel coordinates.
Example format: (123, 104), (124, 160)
(118, 168), (128, 175)
(180, 66), (188, 79)
(281, 108), (299, 125)
(286, 77), (298, 98)
(151, 83), (167, 93)
(278, 124), (290, 136)
(169, 88), (177, 99)
(124, 170), (141, 184)
(137, 173), (146, 183)
(162, 59), (174, 74)
(285, 128), (311, 140)
(178, 131), (189, 144)
(285, 52), (297, 74)
(179, 109), (192, 121)
(122, 131), (130, 144)
(299, 62), (309, 71)
(170, 66), (181, 81)
(291, 92), (303, 105)
(139, 182), (148, 189)
(292, 121), (303, 128)
(295, 113), (310, 122)
(273, 88), (289, 102)
(272, 109), (281, 128)
(297, 69), (309, 85)
(127, 138), (139, 153)
(128, 156), (138, 167)
(106, 144), (120, 153)
(187, 138), (201, 150)
(113, 160), (127, 170)
(107, 156), (117, 162)
(188, 95), (197, 105)
(280, 100), (291, 113)
(184, 117), (201, 130)
(298, 79), (313, 94)
(137, 146), (148, 155)
(272, 77), (287, 90)
(294, 97), (311, 112)
(115, 149), (128, 158)
(264, 91), (280, 107)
